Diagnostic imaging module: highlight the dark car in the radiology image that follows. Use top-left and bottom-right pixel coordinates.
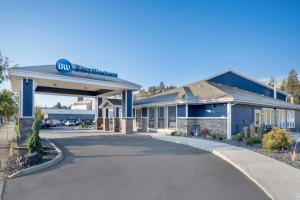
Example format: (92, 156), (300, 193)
(40, 120), (50, 129)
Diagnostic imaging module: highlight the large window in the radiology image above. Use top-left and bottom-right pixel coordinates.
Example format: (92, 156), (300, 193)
(276, 109), (286, 128)
(262, 108), (275, 126)
(158, 107), (165, 128)
(287, 110), (295, 128)
(168, 106), (176, 128)
(148, 107), (156, 128)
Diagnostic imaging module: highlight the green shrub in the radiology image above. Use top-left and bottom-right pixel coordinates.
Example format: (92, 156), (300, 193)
(232, 133), (243, 141)
(207, 132), (223, 140)
(262, 128), (293, 152)
(171, 131), (178, 136)
(26, 119), (42, 154)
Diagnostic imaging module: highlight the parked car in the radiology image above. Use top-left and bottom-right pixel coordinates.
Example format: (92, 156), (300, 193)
(65, 120), (76, 126)
(40, 120), (50, 129)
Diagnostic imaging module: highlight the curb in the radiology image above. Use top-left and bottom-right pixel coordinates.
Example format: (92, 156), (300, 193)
(151, 135), (276, 200)
(8, 138), (63, 179)
(0, 177), (5, 200)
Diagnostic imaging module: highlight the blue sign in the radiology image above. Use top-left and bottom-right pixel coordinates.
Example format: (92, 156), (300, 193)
(56, 59), (72, 74)
(55, 59), (118, 78)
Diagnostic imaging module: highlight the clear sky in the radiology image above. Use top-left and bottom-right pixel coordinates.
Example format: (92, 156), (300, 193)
(0, 0), (299, 107)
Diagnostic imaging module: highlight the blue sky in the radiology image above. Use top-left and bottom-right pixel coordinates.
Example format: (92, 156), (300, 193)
(0, 0), (299, 107)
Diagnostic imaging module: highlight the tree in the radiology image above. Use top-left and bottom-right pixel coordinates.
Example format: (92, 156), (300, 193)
(286, 70), (300, 104)
(35, 107), (44, 121)
(0, 90), (18, 141)
(0, 90), (18, 123)
(53, 102), (62, 109)
(26, 119), (42, 153)
(0, 51), (9, 84)
(159, 81), (165, 90)
(280, 79), (287, 91)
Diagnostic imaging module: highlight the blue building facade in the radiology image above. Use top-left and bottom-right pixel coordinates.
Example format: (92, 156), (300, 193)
(133, 70), (300, 139)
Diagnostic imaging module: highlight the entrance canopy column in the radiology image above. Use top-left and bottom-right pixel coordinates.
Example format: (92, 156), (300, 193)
(121, 90), (133, 134)
(19, 78), (35, 142)
(95, 97), (103, 130)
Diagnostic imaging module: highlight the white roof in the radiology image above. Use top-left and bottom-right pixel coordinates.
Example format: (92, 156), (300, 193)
(42, 108), (95, 115)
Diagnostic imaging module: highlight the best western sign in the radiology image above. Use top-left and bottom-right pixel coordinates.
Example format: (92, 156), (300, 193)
(56, 59), (118, 78)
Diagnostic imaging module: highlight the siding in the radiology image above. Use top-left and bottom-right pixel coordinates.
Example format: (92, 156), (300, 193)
(231, 104), (255, 135)
(177, 105), (186, 117)
(188, 104), (227, 117)
(295, 111), (300, 132)
(208, 71), (287, 101)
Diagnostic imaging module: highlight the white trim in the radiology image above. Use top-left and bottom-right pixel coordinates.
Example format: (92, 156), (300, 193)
(124, 90), (127, 118)
(134, 99), (233, 108)
(227, 103), (232, 140)
(8, 69), (141, 91)
(176, 117), (227, 119)
(205, 70), (290, 97)
(32, 79), (35, 118)
(185, 104), (188, 117)
(237, 100), (300, 111)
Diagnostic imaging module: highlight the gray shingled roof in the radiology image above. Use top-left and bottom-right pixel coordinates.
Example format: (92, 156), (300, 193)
(134, 80), (300, 110)
(9, 65), (141, 89)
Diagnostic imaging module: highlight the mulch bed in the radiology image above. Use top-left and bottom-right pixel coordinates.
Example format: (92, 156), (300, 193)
(3, 139), (58, 175)
(205, 137), (300, 170)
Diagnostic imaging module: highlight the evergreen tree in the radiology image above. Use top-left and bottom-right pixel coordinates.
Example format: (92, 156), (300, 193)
(286, 70), (300, 104)
(280, 79), (287, 91)
(0, 51), (9, 84)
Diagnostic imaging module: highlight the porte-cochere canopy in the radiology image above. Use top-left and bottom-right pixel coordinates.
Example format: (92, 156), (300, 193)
(8, 60), (141, 141)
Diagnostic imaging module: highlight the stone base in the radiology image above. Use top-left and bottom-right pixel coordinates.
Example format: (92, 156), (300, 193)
(96, 117), (104, 130)
(177, 118), (227, 137)
(114, 118), (121, 132)
(18, 118), (34, 144)
(136, 118), (147, 132)
(121, 118), (133, 134)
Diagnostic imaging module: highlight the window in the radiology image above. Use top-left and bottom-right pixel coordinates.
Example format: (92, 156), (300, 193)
(158, 107), (165, 129)
(142, 107), (147, 117)
(276, 109), (286, 128)
(168, 106), (176, 128)
(148, 107), (156, 128)
(254, 110), (261, 127)
(262, 108), (275, 126)
(287, 110), (295, 128)
(136, 108), (142, 129)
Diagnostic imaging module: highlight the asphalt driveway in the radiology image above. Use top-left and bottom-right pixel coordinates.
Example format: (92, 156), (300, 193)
(3, 133), (270, 200)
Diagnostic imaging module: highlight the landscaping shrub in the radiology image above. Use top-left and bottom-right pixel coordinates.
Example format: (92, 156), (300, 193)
(232, 133), (243, 141)
(208, 132), (223, 140)
(170, 131), (177, 136)
(26, 119), (42, 154)
(262, 128), (293, 152)
(244, 135), (261, 145)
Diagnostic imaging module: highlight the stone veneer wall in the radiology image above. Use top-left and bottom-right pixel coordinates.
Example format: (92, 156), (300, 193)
(96, 117), (104, 130)
(136, 118), (147, 132)
(19, 118), (34, 142)
(114, 118), (120, 132)
(177, 118), (227, 136)
(121, 118), (133, 134)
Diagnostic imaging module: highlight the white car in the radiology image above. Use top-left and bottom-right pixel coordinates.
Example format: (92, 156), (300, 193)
(65, 120), (76, 126)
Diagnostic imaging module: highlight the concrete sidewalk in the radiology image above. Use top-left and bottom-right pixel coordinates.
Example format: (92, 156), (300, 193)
(151, 135), (300, 200)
